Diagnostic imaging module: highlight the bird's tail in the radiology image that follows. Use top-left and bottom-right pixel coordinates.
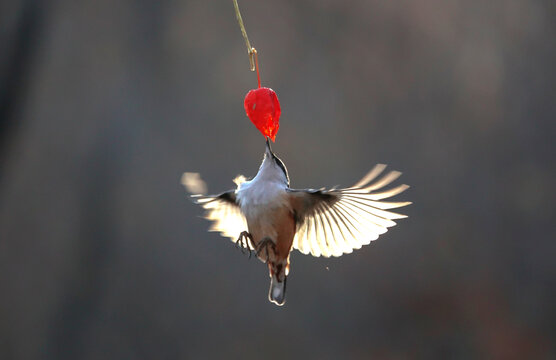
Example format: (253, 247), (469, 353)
(268, 273), (287, 306)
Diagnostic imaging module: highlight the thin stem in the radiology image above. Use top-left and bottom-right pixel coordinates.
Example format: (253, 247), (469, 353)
(233, 0), (259, 80)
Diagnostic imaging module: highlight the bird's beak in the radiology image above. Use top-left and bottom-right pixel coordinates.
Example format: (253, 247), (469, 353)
(265, 137), (273, 156)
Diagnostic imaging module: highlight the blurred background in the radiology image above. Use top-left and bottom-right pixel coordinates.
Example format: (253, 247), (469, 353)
(1, 0), (555, 359)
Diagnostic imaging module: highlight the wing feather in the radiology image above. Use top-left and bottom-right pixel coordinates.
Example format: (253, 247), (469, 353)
(324, 202), (356, 254)
(315, 204), (333, 257)
(289, 164), (411, 257)
(318, 203), (342, 256)
(308, 214), (321, 257)
(182, 172), (250, 249)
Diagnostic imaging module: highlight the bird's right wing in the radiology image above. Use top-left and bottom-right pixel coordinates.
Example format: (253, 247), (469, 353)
(182, 173), (250, 248)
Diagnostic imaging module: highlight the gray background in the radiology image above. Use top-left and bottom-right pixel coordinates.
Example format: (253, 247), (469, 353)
(1, 0), (555, 359)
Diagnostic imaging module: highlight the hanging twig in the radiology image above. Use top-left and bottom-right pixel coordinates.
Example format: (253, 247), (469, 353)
(233, 0), (261, 87)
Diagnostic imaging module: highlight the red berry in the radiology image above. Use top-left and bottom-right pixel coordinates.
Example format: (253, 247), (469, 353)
(244, 87), (281, 142)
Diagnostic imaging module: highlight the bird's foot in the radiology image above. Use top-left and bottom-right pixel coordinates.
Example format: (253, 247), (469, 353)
(236, 231), (255, 258)
(256, 237), (277, 263)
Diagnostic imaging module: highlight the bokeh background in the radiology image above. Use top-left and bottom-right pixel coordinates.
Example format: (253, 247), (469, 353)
(1, 0), (555, 359)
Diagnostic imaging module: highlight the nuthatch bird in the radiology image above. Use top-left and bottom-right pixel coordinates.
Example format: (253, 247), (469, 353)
(182, 139), (410, 306)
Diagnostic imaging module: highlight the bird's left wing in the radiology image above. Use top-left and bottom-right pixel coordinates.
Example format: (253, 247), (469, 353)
(182, 173), (250, 249)
(288, 164), (411, 257)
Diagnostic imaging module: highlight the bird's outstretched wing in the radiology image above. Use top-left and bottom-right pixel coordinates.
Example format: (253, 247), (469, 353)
(288, 164), (411, 257)
(181, 173), (250, 249)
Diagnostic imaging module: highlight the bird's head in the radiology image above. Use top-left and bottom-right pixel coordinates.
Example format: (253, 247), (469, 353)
(259, 137), (290, 186)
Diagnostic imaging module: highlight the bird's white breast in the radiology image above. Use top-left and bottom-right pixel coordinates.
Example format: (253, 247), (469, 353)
(236, 178), (289, 222)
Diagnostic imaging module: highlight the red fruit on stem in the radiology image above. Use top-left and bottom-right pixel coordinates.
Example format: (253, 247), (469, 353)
(244, 87), (281, 141)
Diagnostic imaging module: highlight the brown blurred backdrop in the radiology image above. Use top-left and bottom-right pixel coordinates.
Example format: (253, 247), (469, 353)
(1, 0), (555, 359)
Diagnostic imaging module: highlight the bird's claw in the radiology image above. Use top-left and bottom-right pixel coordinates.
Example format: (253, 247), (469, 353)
(236, 231), (255, 258)
(256, 238), (276, 263)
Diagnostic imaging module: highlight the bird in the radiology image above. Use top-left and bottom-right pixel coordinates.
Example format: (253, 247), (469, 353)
(182, 138), (411, 306)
